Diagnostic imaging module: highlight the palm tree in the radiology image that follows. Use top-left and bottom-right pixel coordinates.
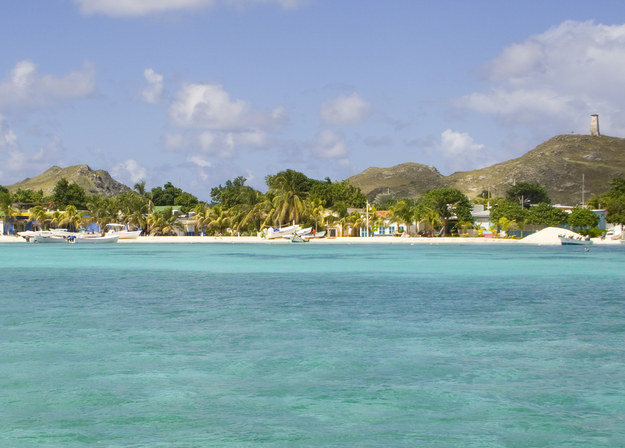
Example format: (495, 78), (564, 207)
(191, 204), (209, 235)
(0, 191), (20, 234)
(28, 205), (49, 231)
(61, 205), (83, 232)
(206, 205), (231, 236)
(50, 210), (64, 229)
(146, 208), (182, 236)
(114, 192), (149, 231)
(268, 170), (307, 227)
(389, 200), (414, 235)
(86, 196), (115, 230)
(309, 197), (326, 232)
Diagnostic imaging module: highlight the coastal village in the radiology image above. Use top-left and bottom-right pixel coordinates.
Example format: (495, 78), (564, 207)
(2, 116), (625, 246)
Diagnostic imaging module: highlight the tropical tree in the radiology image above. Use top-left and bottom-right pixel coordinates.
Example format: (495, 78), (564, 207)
(267, 170), (308, 226)
(13, 188), (44, 204)
(61, 205), (83, 232)
(28, 205), (49, 231)
(237, 197), (273, 234)
(114, 192), (149, 230)
(525, 203), (568, 227)
(568, 207), (599, 234)
(506, 182), (550, 208)
(590, 178), (625, 225)
(0, 190), (18, 235)
(146, 208), (183, 236)
(51, 178), (87, 209)
(309, 197), (326, 232)
(417, 188), (472, 236)
(86, 195), (115, 229)
(50, 211), (64, 229)
(206, 205), (231, 236)
(389, 200), (414, 235)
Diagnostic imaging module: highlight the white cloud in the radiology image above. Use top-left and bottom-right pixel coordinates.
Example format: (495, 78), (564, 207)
(187, 155), (212, 168)
(73, 0), (307, 17)
(0, 60), (95, 111)
(198, 130), (266, 157)
(314, 129), (348, 160)
(0, 117), (65, 184)
(458, 20), (625, 135)
(169, 84), (276, 131)
(141, 68), (164, 104)
(321, 92), (371, 125)
(111, 159), (147, 184)
(166, 82), (281, 158)
(431, 129), (497, 173)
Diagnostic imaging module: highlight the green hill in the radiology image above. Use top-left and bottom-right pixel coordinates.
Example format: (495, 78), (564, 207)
(6, 165), (130, 197)
(348, 134), (625, 205)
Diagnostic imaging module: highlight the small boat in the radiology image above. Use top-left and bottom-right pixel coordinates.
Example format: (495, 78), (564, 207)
(104, 223), (141, 239)
(68, 234), (119, 244)
(33, 233), (73, 243)
(289, 235), (309, 243)
(30, 231), (119, 244)
(559, 235), (593, 246)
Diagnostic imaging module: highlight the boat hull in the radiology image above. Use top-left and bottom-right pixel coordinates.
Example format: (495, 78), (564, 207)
(559, 236), (593, 246)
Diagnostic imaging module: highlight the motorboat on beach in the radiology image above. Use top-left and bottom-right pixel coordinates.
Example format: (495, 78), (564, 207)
(289, 235), (310, 243)
(559, 234), (593, 246)
(264, 225), (312, 239)
(104, 223), (141, 239)
(68, 234), (119, 244)
(19, 230), (119, 244)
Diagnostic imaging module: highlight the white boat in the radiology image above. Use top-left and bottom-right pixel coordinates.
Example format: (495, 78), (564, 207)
(33, 233), (73, 243)
(104, 223), (141, 239)
(30, 231), (119, 244)
(559, 235), (593, 246)
(264, 225), (302, 239)
(289, 235), (310, 243)
(70, 234), (119, 244)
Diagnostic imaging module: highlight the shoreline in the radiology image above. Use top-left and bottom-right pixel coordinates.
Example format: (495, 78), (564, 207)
(1, 234), (621, 245)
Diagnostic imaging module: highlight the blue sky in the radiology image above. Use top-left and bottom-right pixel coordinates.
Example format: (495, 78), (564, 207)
(2, 1), (625, 200)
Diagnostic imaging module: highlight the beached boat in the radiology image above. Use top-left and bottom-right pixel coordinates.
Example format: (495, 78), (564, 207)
(559, 235), (593, 246)
(104, 223), (141, 239)
(33, 233), (72, 243)
(290, 235), (309, 243)
(264, 225), (302, 239)
(68, 234), (119, 244)
(29, 231), (119, 244)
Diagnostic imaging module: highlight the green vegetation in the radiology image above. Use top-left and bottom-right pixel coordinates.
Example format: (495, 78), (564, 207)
(2, 169), (624, 238)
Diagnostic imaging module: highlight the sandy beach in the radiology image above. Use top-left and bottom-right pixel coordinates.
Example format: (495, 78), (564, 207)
(1, 231), (621, 246)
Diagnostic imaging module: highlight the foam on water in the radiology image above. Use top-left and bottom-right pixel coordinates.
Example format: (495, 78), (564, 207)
(1, 243), (624, 447)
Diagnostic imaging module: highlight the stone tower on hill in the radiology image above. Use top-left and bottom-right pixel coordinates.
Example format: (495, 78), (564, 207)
(590, 114), (600, 136)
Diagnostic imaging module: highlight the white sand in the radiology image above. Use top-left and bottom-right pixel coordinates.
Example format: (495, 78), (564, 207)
(520, 226), (619, 245)
(2, 229), (620, 245)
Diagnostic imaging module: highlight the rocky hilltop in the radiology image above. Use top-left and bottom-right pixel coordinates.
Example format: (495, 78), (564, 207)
(348, 134), (625, 205)
(6, 165), (130, 197)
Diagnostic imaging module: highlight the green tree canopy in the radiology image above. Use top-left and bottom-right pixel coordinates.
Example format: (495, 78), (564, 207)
(308, 178), (366, 208)
(12, 188), (44, 204)
(210, 176), (261, 209)
(588, 177), (625, 224)
(417, 188), (472, 236)
(490, 200), (527, 224)
(151, 182), (183, 206)
(525, 203), (568, 226)
(568, 207), (599, 231)
(52, 178), (87, 210)
(506, 182), (550, 208)
(174, 192), (199, 213)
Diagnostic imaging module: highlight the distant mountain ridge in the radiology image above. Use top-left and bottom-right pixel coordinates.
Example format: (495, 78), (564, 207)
(6, 165), (130, 197)
(348, 134), (625, 205)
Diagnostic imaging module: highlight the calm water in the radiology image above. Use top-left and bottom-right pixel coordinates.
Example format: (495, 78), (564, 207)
(1, 242), (624, 447)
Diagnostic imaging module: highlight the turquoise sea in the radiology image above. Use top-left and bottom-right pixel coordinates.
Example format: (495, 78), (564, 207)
(1, 242), (624, 447)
